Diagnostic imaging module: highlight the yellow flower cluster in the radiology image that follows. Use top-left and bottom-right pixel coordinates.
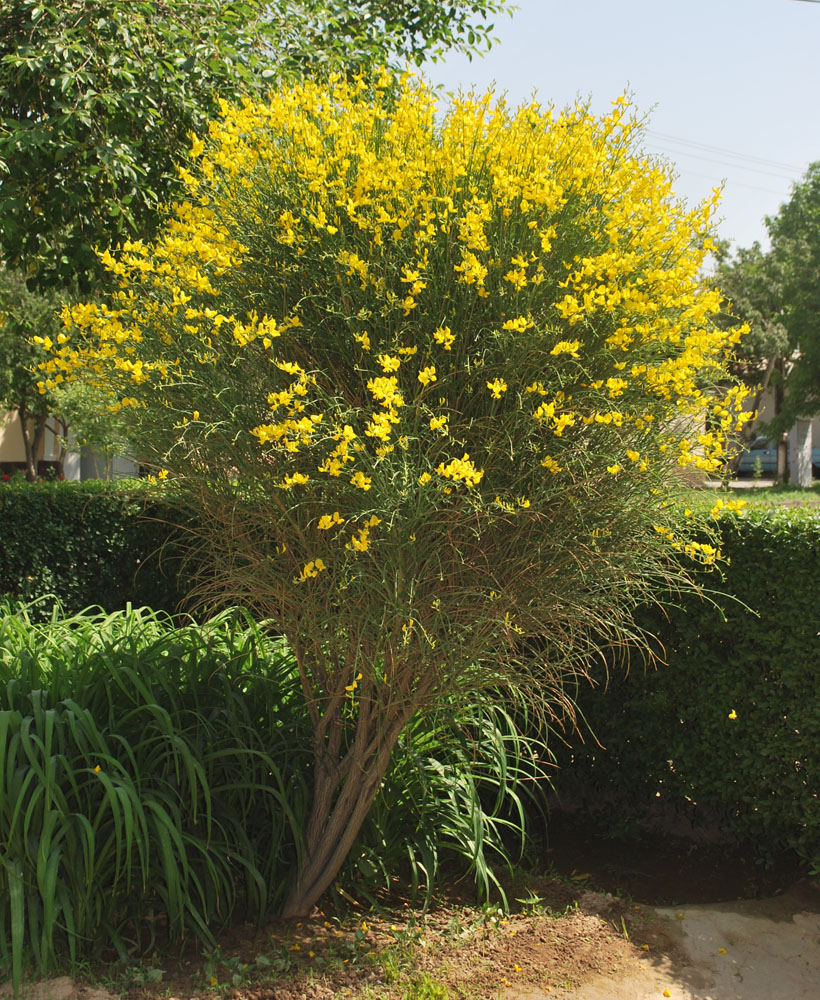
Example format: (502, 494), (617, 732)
(40, 72), (747, 582)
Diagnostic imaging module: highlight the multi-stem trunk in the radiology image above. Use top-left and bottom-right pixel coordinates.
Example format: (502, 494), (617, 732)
(281, 639), (431, 918)
(281, 702), (416, 918)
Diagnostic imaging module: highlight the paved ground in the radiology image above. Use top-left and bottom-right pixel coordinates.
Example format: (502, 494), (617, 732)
(545, 882), (820, 1000)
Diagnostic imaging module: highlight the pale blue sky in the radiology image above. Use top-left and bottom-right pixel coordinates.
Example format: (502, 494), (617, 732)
(424, 0), (820, 253)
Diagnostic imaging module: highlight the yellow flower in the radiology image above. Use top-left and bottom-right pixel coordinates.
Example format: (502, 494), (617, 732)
(501, 315), (533, 332)
(607, 463), (621, 474)
(550, 340), (581, 358)
(418, 365), (437, 386)
(540, 455), (562, 474)
(486, 378), (508, 399)
(433, 325), (455, 350)
(435, 454), (483, 487)
(728, 709), (737, 720)
(377, 353), (401, 372)
(350, 471), (372, 491)
(294, 559), (327, 584)
(317, 511), (344, 530)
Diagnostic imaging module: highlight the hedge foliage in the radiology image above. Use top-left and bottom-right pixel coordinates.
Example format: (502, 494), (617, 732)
(554, 504), (820, 863)
(3, 481), (819, 865)
(0, 479), (186, 615)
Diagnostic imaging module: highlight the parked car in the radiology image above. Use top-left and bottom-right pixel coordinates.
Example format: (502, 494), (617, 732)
(736, 435), (820, 476)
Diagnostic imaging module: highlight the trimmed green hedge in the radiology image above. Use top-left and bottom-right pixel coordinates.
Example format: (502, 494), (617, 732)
(4, 482), (819, 864)
(554, 505), (820, 863)
(0, 479), (187, 614)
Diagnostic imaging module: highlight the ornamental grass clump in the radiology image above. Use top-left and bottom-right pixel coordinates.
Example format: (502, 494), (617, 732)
(41, 73), (748, 915)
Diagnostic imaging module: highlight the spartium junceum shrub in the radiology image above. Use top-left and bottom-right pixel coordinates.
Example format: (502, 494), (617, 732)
(40, 73), (749, 916)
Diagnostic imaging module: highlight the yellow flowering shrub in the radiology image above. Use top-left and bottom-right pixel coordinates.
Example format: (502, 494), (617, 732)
(41, 73), (748, 915)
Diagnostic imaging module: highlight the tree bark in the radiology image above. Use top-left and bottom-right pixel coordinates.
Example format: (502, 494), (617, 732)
(18, 406), (46, 482)
(774, 358), (787, 484)
(282, 703), (417, 918)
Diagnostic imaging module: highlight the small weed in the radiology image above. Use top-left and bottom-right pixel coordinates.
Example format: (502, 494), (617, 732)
(514, 890), (548, 916)
(402, 972), (451, 1000)
(202, 948), (274, 990)
(473, 902), (506, 929)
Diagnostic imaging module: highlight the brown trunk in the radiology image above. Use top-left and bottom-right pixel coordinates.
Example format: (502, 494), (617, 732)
(51, 416), (68, 479)
(282, 704), (416, 918)
(19, 407), (46, 482)
(774, 358), (787, 484)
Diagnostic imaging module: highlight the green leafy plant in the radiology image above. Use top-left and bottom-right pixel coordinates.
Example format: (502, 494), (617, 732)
(0, 604), (311, 991)
(350, 694), (549, 910)
(0, 601), (549, 988)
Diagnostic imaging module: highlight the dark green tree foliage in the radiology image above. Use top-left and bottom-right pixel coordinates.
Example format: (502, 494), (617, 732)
(715, 240), (788, 390)
(715, 162), (820, 438)
(0, 0), (508, 293)
(766, 161), (820, 430)
(0, 1), (277, 292)
(266, 0), (508, 73)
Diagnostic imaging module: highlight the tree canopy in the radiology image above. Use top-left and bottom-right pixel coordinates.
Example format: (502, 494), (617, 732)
(715, 161), (820, 438)
(0, 0), (509, 292)
(766, 161), (820, 429)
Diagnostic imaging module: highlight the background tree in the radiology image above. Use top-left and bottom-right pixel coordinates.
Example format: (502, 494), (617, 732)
(714, 162), (820, 480)
(0, 0), (509, 294)
(766, 161), (820, 431)
(52, 380), (136, 480)
(714, 240), (790, 474)
(0, 264), (67, 479)
(46, 77), (748, 916)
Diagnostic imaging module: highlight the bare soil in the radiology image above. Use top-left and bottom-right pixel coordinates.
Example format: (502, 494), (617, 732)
(5, 832), (818, 1000)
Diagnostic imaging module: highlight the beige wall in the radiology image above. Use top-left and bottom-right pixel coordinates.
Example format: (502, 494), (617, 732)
(742, 388), (820, 439)
(0, 410), (62, 464)
(0, 410), (26, 463)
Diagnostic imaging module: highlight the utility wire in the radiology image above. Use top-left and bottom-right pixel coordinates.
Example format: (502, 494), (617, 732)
(644, 129), (806, 175)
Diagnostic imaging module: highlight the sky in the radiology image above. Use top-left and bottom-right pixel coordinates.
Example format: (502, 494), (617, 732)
(423, 0), (820, 254)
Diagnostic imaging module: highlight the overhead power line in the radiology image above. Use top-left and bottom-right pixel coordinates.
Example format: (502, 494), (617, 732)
(644, 129), (807, 176)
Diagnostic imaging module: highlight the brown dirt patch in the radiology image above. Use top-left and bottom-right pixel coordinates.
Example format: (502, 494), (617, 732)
(69, 878), (678, 1000)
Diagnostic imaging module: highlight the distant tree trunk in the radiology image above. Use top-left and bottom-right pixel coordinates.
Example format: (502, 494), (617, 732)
(774, 358), (788, 483)
(51, 415), (69, 479)
(18, 405), (47, 482)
